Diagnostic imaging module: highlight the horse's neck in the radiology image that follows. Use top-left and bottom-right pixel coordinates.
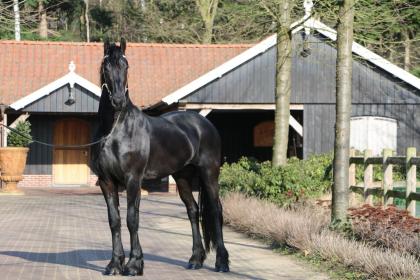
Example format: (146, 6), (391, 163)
(97, 91), (141, 134)
(98, 91), (116, 134)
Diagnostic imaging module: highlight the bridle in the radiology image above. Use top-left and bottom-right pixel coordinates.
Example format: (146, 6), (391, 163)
(101, 54), (129, 102)
(100, 54), (128, 134)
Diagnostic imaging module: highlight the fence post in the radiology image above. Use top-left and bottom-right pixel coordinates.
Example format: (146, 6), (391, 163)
(349, 149), (356, 205)
(364, 149), (373, 205)
(406, 147), (416, 216)
(383, 149), (393, 207)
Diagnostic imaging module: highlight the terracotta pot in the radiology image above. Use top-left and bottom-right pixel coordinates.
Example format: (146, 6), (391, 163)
(0, 147), (29, 193)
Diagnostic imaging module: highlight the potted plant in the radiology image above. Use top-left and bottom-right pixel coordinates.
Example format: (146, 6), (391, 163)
(0, 120), (32, 194)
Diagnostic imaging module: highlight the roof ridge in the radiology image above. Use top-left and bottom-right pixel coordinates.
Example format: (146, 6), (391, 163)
(0, 40), (252, 48)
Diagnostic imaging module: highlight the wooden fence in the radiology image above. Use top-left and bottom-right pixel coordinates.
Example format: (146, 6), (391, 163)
(349, 147), (420, 216)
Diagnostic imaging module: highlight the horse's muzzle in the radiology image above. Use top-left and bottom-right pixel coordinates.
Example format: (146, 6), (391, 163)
(111, 97), (126, 111)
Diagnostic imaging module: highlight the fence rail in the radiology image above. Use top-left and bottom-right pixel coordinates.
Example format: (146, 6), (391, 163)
(349, 147), (419, 216)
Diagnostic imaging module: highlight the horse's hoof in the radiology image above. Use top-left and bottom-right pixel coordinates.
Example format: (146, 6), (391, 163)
(215, 264), (230, 272)
(104, 266), (123, 276)
(123, 267), (144, 276)
(187, 262), (203, 270)
(104, 258), (124, 275)
(187, 250), (205, 270)
(123, 258), (144, 276)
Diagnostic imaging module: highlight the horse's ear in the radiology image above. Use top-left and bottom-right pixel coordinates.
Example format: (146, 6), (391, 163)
(104, 38), (110, 56)
(120, 38), (126, 55)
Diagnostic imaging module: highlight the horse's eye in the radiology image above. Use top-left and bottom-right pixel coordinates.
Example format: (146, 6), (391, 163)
(120, 59), (127, 67)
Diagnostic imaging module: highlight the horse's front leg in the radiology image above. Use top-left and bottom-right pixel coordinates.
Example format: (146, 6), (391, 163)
(124, 175), (144, 276)
(99, 179), (125, 275)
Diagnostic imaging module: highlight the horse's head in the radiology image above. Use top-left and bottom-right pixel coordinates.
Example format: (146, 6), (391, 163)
(101, 38), (129, 111)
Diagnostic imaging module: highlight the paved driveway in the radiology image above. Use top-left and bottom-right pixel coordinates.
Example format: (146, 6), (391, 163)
(0, 188), (328, 280)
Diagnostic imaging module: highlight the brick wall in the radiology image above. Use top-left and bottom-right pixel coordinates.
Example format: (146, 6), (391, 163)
(89, 175), (98, 187)
(18, 175), (53, 188)
(16, 174), (175, 193)
(18, 174), (99, 188)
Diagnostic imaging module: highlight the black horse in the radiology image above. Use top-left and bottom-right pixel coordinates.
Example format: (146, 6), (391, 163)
(91, 39), (229, 276)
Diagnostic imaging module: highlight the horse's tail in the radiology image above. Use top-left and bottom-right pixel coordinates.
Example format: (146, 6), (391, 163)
(199, 186), (222, 252)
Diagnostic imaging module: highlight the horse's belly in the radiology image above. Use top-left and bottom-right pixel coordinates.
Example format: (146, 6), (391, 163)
(143, 146), (194, 180)
(143, 155), (191, 180)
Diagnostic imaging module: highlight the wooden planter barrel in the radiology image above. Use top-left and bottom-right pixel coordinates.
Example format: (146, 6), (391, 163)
(0, 147), (29, 194)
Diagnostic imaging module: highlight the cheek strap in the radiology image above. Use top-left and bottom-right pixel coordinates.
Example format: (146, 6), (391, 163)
(101, 82), (128, 101)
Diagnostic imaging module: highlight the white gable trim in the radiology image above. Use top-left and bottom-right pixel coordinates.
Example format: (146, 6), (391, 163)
(307, 19), (420, 89)
(162, 35), (277, 105)
(10, 71), (101, 111)
(289, 115), (303, 136)
(162, 18), (419, 105)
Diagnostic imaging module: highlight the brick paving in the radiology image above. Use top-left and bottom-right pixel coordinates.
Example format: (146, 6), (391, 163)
(0, 188), (329, 280)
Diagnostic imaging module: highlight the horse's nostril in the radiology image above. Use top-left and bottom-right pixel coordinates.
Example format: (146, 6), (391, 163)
(111, 97), (126, 110)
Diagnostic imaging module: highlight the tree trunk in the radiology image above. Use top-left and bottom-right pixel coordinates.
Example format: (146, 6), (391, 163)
(272, 0), (293, 167)
(84, 0), (90, 42)
(332, 0), (354, 225)
(140, 0), (146, 10)
(139, 0), (147, 42)
(38, 0), (48, 39)
(195, 0), (219, 43)
(80, 3), (86, 40)
(389, 48), (395, 64)
(13, 0), (20, 41)
(403, 30), (411, 72)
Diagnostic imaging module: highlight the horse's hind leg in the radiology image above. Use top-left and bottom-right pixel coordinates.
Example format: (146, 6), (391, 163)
(199, 165), (230, 272)
(98, 179), (125, 275)
(173, 166), (206, 269)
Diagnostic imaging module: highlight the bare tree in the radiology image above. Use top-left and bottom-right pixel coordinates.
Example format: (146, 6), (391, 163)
(13, 0), (20, 41)
(332, 0), (355, 224)
(195, 0), (219, 43)
(84, 0), (90, 42)
(403, 29), (411, 71)
(38, 0), (48, 38)
(261, 0), (296, 167)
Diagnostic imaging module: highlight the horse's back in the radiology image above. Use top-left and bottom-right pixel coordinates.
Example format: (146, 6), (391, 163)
(160, 111), (221, 164)
(161, 111), (220, 144)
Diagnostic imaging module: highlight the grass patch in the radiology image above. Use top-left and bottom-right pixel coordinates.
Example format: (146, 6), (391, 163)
(272, 245), (369, 280)
(222, 193), (420, 280)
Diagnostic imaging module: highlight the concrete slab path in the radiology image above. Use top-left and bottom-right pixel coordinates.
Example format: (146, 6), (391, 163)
(0, 188), (329, 280)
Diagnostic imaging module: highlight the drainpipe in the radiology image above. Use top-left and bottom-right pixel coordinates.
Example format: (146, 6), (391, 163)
(0, 104), (6, 147)
(0, 104), (6, 189)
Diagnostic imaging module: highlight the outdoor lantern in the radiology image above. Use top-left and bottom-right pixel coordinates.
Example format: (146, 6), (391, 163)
(65, 84), (76, 106)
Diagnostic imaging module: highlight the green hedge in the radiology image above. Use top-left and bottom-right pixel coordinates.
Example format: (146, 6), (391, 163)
(219, 154), (333, 207)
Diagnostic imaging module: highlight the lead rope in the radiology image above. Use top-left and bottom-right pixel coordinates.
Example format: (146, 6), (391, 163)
(108, 111), (122, 137)
(0, 111), (122, 149)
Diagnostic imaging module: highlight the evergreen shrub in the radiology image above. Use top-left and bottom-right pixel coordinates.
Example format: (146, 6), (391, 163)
(219, 154), (333, 207)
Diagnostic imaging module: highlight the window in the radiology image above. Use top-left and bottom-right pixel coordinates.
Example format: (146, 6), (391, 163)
(350, 116), (397, 155)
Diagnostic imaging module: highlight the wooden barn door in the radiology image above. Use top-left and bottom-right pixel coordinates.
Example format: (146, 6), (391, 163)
(53, 119), (90, 185)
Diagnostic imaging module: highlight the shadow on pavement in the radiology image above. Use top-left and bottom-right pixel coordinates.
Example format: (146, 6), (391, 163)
(0, 249), (266, 279)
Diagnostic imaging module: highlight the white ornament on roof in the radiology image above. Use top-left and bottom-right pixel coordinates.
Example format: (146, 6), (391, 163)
(68, 61), (77, 88)
(69, 61), (76, 73)
(303, 0), (313, 36)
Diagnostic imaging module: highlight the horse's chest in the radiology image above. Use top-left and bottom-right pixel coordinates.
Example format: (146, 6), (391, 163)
(97, 138), (145, 178)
